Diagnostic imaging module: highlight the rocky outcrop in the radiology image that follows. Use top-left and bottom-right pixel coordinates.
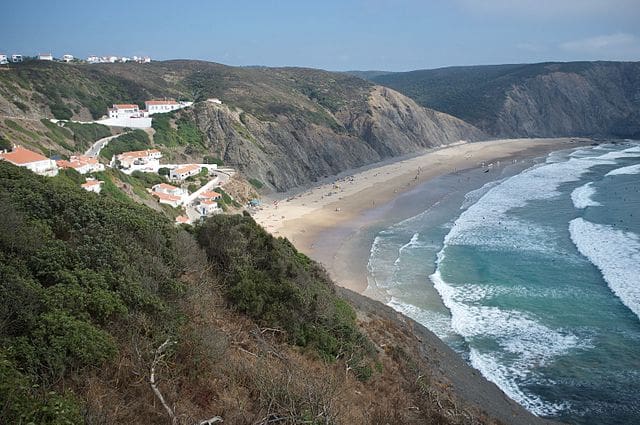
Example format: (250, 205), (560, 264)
(191, 86), (485, 191)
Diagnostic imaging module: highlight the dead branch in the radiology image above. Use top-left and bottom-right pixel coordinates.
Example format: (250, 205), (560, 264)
(150, 338), (177, 424)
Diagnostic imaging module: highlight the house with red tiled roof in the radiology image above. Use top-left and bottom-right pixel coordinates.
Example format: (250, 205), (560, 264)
(80, 179), (103, 193)
(152, 182), (185, 197)
(111, 149), (162, 172)
(152, 191), (183, 208)
(175, 215), (191, 225)
(56, 155), (104, 174)
(196, 199), (220, 216)
(145, 99), (182, 115)
(0, 145), (58, 176)
(198, 190), (222, 201)
(108, 103), (141, 119)
(170, 164), (202, 181)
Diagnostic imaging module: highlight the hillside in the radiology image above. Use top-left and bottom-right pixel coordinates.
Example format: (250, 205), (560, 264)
(0, 161), (551, 424)
(0, 60), (485, 191)
(369, 61), (640, 138)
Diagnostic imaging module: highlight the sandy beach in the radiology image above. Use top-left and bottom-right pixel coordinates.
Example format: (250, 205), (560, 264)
(252, 138), (590, 294)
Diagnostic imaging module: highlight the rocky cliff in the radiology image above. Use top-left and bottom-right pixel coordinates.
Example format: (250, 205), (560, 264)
(0, 60), (485, 191)
(370, 61), (640, 138)
(188, 86), (485, 191)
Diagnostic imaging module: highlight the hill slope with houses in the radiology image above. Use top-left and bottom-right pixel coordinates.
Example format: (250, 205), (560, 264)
(0, 60), (486, 192)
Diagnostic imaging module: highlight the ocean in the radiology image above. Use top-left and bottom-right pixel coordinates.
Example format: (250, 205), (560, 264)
(365, 141), (640, 424)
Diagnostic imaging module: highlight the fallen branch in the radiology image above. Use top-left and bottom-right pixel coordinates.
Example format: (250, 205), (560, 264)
(150, 338), (177, 424)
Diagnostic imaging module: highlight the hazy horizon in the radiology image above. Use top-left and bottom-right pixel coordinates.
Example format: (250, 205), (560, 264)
(2, 0), (640, 71)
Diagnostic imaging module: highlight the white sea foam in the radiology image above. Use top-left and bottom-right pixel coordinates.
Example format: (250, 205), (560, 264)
(443, 147), (638, 253)
(387, 297), (454, 340)
(470, 350), (570, 416)
(571, 182), (602, 209)
(431, 257), (587, 416)
(569, 218), (640, 321)
(460, 179), (504, 210)
(606, 163), (640, 176)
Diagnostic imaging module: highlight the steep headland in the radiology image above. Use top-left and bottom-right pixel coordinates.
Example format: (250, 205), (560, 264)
(368, 61), (640, 139)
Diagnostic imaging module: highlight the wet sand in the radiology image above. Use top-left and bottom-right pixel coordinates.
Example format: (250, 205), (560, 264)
(252, 138), (590, 294)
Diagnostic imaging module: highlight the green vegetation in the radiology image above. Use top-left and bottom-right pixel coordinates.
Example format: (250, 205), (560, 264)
(41, 119), (73, 150)
(0, 161), (185, 423)
(248, 178), (264, 189)
(203, 155), (223, 166)
(63, 122), (111, 152)
(0, 134), (10, 151)
(196, 213), (373, 366)
(214, 187), (241, 210)
(99, 129), (151, 160)
(49, 102), (73, 120)
(152, 111), (205, 147)
(5, 119), (39, 140)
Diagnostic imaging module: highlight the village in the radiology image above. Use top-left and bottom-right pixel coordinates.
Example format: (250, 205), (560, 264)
(0, 52), (151, 65)
(0, 99), (234, 226)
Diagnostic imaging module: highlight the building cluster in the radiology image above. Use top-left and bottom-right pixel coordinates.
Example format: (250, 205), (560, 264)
(86, 55), (151, 64)
(107, 100), (193, 120)
(0, 54), (23, 64)
(0, 143), (226, 223)
(0, 52), (151, 65)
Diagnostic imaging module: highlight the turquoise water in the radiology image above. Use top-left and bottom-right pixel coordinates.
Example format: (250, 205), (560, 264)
(366, 142), (640, 424)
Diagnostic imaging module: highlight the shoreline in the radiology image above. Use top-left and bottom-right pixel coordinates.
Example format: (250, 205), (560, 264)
(251, 137), (592, 294)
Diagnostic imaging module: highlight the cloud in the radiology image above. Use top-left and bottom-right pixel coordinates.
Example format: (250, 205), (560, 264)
(560, 33), (640, 53)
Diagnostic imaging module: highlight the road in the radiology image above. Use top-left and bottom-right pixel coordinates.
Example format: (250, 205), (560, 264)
(84, 132), (129, 157)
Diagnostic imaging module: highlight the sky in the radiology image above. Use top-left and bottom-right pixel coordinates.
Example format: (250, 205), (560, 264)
(2, 0), (640, 71)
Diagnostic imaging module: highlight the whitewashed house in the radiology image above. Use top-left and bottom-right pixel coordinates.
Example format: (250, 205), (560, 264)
(62, 54), (74, 62)
(207, 98), (223, 104)
(108, 104), (141, 119)
(87, 55), (100, 64)
(175, 215), (191, 225)
(0, 54), (8, 65)
(11, 54), (23, 63)
(196, 199), (220, 216)
(198, 190), (222, 201)
(170, 164), (201, 181)
(56, 155), (105, 174)
(0, 145), (58, 176)
(81, 179), (103, 193)
(152, 191), (182, 207)
(38, 53), (53, 61)
(112, 149), (162, 172)
(152, 183), (186, 197)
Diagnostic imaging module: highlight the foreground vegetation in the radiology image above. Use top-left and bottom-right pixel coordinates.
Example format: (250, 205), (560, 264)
(0, 162), (515, 424)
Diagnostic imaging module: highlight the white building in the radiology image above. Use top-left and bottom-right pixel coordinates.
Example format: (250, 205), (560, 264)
(0, 54), (7, 65)
(81, 179), (103, 193)
(170, 164), (201, 181)
(87, 55), (100, 64)
(0, 145), (58, 176)
(152, 183), (186, 197)
(11, 54), (23, 63)
(198, 190), (222, 201)
(112, 149), (162, 172)
(207, 98), (223, 104)
(56, 155), (105, 174)
(196, 199), (220, 216)
(38, 53), (53, 61)
(62, 54), (74, 62)
(152, 191), (182, 208)
(175, 215), (191, 225)
(145, 100), (183, 115)
(108, 104), (141, 119)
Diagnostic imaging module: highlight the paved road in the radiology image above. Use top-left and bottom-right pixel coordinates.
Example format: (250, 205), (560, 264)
(84, 132), (129, 157)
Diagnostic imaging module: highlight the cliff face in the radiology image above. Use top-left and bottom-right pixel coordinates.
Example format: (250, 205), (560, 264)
(371, 61), (640, 138)
(0, 61), (484, 191)
(189, 86), (484, 191)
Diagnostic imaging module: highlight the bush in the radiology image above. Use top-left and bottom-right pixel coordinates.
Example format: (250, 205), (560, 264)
(100, 129), (151, 160)
(158, 167), (170, 176)
(203, 155), (223, 166)
(195, 214), (372, 361)
(49, 102), (73, 120)
(249, 178), (264, 189)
